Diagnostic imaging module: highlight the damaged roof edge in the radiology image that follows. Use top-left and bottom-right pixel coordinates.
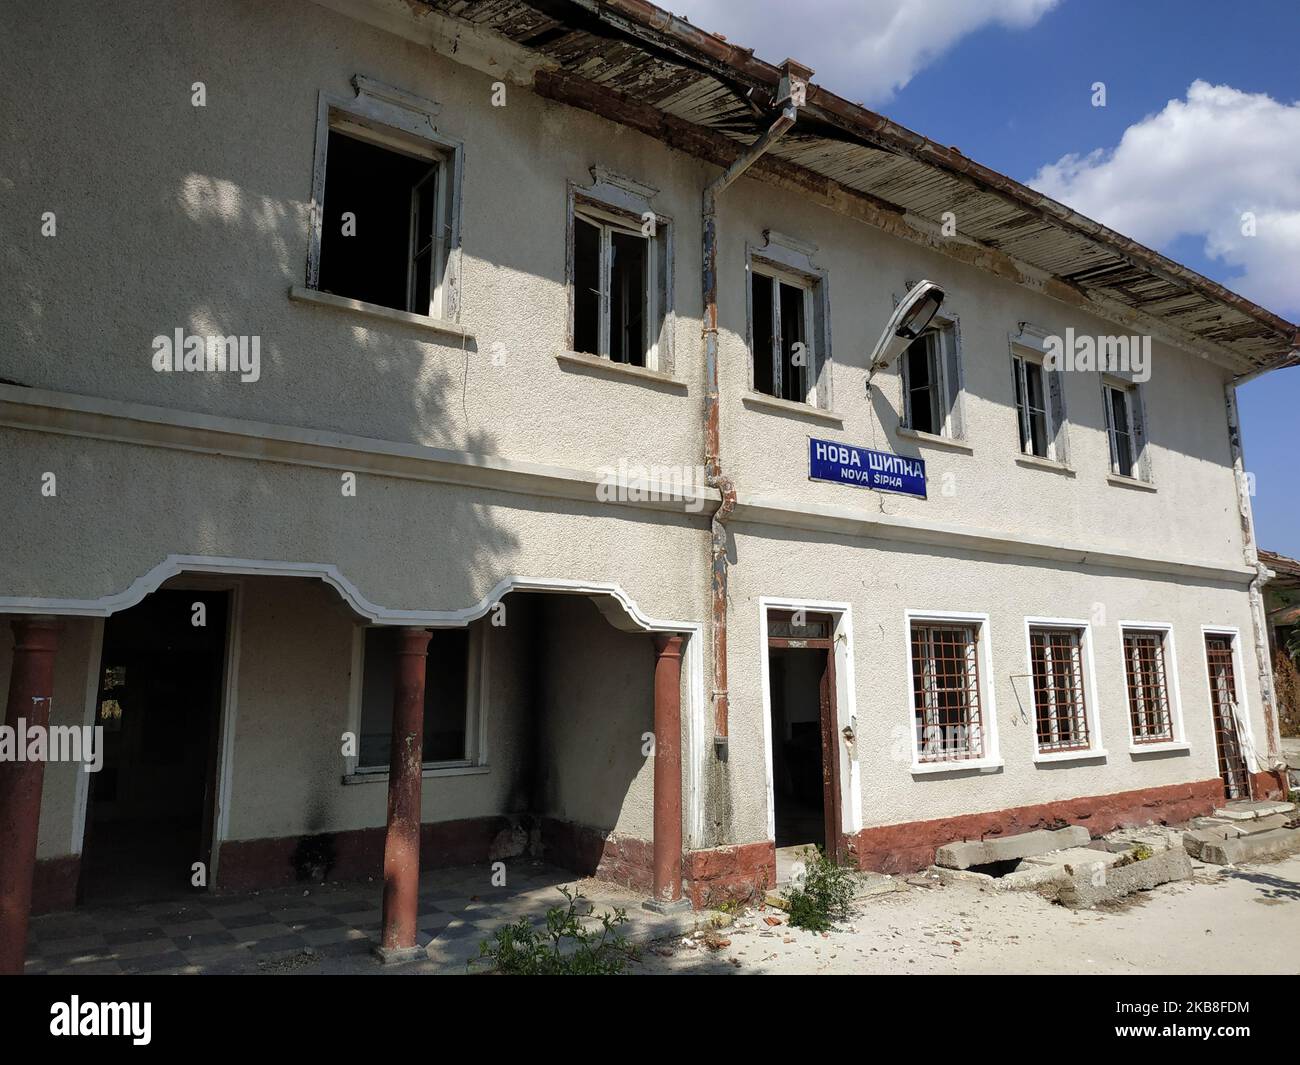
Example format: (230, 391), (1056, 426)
(578, 0), (1299, 368)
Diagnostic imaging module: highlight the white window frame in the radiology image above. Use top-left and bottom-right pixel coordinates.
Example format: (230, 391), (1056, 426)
(1022, 617), (1106, 763)
(566, 167), (673, 373)
(900, 314), (965, 440)
(1118, 620), (1188, 754)
(344, 622), (488, 781)
(745, 230), (833, 410)
(307, 77), (464, 323)
(1012, 351), (1056, 460)
(749, 261), (817, 405)
(572, 203), (658, 366)
(1008, 323), (1071, 465)
(1101, 376), (1150, 481)
(903, 609), (1002, 774)
(1199, 624), (1260, 776)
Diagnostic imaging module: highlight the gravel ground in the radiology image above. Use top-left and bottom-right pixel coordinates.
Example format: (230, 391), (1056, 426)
(634, 854), (1300, 975)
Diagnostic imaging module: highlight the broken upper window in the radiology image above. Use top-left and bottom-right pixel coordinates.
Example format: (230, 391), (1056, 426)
(750, 265), (829, 405)
(1123, 628), (1175, 744)
(316, 124), (454, 318)
(1028, 626), (1091, 753)
(1012, 353), (1051, 458)
(571, 204), (666, 368)
(1011, 351), (1069, 462)
(1102, 380), (1148, 480)
(358, 627), (473, 770)
(910, 621), (985, 762)
(901, 323), (963, 438)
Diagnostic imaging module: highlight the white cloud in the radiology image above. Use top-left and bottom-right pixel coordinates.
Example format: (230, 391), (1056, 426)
(669, 0), (1059, 105)
(1031, 81), (1300, 319)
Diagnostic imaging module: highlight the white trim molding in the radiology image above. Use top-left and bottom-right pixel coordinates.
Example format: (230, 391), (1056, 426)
(1117, 619), (1189, 755)
(903, 608), (1003, 775)
(1021, 615), (1107, 764)
(0, 385), (1257, 586)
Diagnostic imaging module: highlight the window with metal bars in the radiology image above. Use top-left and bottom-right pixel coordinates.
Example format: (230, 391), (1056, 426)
(1028, 626), (1090, 752)
(911, 622), (984, 761)
(1123, 629), (1174, 743)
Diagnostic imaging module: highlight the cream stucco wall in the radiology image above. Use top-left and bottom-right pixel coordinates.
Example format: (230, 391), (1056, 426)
(0, 0), (1250, 574)
(725, 530), (1268, 844)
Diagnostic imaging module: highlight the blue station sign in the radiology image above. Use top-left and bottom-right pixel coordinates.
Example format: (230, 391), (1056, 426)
(808, 437), (927, 499)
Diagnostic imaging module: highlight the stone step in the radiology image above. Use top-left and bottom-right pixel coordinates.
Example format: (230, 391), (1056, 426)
(1199, 827), (1300, 866)
(935, 825), (1090, 870)
(1212, 800), (1296, 821)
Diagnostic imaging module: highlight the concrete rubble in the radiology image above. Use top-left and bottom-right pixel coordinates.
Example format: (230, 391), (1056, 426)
(926, 822), (1195, 907)
(1183, 800), (1300, 866)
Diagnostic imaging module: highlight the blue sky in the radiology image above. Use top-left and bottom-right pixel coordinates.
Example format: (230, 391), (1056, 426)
(675, 0), (1300, 555)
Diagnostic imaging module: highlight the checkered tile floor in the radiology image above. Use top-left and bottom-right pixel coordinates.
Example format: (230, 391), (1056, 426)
(25, 861), (686, 975)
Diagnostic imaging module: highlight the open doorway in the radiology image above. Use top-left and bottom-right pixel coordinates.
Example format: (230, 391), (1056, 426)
(766, 610), (841, 880)
(79, 589), (229, 904)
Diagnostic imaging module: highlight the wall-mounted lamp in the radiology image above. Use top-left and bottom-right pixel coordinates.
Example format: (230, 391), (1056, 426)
(865, 279), (945, 391)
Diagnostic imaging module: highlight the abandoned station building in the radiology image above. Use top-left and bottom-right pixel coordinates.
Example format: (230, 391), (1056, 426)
(2, 0), (1297, 969)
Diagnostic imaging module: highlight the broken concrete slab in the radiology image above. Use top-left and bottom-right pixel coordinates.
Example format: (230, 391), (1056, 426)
(1055, 847), (1193, 908)
(935, 826), (1090, 869)
(1097, 825), (1185, 855)
(854, 873), (910, 900)
(1190, 816), (1243, 836)
(1184, 828), (1233, 858)
(924, 848), (1121, 894)
(1043, 848), (1126, 874)
(1234, 813), (1293, 836)
(1199, 827), (1300, 866)
(1212, 800), (1296, 821)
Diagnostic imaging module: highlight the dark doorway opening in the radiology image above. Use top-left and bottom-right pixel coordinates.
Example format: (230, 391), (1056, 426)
(80, 589), (229, 905)
(766, 611), (841, 877)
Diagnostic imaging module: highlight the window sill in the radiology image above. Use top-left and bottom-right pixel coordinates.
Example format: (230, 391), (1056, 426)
(910, 757), (1004, 776)
(342, 763), (489, 784)
(896, 426), (974, 454)
(1015, 453), (1075, 477)
(742, 391), (844, 426)
(289, 285), (472, 341)
(1128, 740), (1190, 756)
(555, 350), (686, 393)
(1033, 747), (1108, 765)
(1107, 473), (1157, 492)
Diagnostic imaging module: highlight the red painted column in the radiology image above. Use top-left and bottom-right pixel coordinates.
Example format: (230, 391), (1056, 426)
(0, 617), (60, 975)
(646, 633), (689, 912)
(377, 627), (431, 962)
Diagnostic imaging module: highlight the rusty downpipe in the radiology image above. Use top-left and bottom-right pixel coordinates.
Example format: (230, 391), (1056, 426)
(703, 62), (806, 755)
